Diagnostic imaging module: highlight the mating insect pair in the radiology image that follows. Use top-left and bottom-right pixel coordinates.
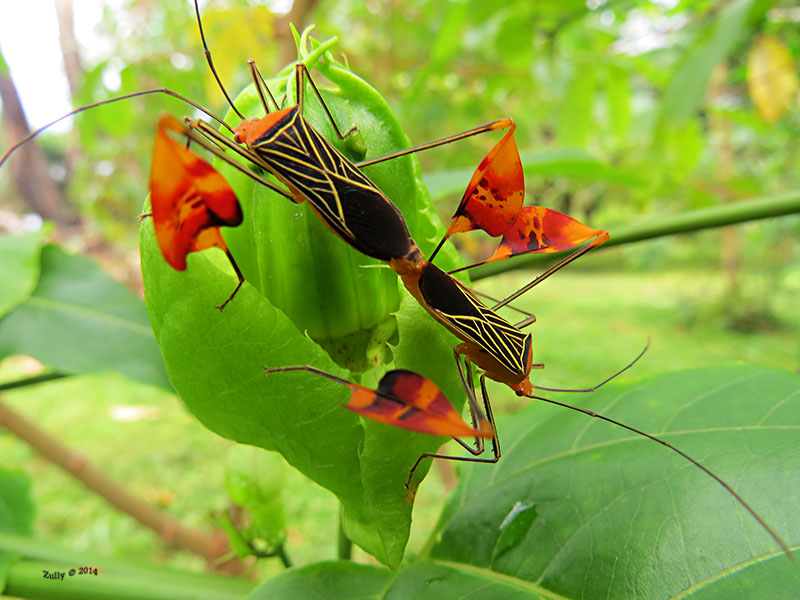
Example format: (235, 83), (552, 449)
(1, 2), (791, 559)
(149, 65), (610, 465)
(128, 10), (613, 476)
(148, 66), (614, 478)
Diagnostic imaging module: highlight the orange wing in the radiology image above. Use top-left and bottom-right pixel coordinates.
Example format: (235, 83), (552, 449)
(485, 206), (606, 264)
(345, 369), (494, 438)
(149, 115), (242, 271)
(444, 125), (524, 239)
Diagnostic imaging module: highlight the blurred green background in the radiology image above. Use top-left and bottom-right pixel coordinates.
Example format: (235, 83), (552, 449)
(0, 0), (798, 577)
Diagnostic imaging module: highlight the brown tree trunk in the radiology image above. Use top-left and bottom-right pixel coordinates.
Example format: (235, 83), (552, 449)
(55, 0), (83, 100)
(0, 50), (68, 224)
(709, 62), (740, 299)
(55, 0), (84, 186)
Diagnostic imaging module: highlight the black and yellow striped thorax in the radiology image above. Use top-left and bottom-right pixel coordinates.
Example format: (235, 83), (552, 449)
(418, 263), (531, 377)
(249, 106), (413, 262)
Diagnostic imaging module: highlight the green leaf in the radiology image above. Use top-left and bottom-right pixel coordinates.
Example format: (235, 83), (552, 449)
(0, 231), (44, 317)
(225, 446), (287, 551)
(557, 60), (596, 148)
(242, 366), (798, 596)
(0, 469), (34, 537)
(605, 64), (631, 145)
(140, 47), (463, 567)
(653, 117), (705, 184)
(660, 0), (753, 125)
(247, 561), (393, 600)
(384, 562), (543, 599)
(430, 365), (800, 598)
(0, 244), (170, 390)
(0, 469), (34, 592)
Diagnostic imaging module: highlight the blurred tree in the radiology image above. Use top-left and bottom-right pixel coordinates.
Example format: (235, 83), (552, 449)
(0, 49), (70, 224)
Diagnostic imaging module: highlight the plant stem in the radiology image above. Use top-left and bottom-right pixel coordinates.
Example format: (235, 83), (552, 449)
(337, 511), (352, 561)
(0, 399), (246, 574)
(3, 557), (254, 600)
(0, 372), (68, 392)
(471, 191), (800, 281)
(275, 544), (292, 569)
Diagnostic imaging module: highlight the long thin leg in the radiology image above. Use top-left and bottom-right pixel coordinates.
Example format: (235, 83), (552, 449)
(514, 315), (538, 330)
(295, 63), (358, 140)
(479, 375), (501, 461)
(405, 355), (501, 488)
(466, 287), (536, 323)
(454, 350), (487, 431)
(193, 0), (245, 120)
(532, 340), (649, 393)
(523, 389), (792, 558)
(185, 120), (299, 203)
(0, 89), (233, 168)
(215, 250), (245, 311)
(491, 231), (610, 311)
(356, 118), (513, 169)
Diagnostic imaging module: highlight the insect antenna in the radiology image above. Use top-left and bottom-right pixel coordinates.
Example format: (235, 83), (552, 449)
(490, 231), (609, 311)
(532, 339), (649, 394)
(193, 0), (245, 120)
(523, 385), (793, 559)
(0, 90), (232, 169)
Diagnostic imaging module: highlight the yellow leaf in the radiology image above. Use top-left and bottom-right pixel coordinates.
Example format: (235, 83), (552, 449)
(746, 36), (798, 123)
(200, 6), (276, 108)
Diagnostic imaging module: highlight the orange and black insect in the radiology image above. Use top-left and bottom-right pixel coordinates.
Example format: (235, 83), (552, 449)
(263, 366), (494, 440)
(175, 6), (791, 557)
(0, 0), (790, 559)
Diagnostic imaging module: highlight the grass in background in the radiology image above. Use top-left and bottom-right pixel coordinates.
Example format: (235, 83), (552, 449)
(0, 241), (797, 574)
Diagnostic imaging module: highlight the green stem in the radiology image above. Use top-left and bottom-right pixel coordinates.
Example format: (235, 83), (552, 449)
(471, 191), (800, 281)
(4, 559), (252, 600)
(0, 534), (254, 600)
(337, 511), (352, 561)
(275, 544), (292, 569)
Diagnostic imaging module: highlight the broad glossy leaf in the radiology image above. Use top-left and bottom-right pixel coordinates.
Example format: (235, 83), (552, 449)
(0, 244), (170, 390)
(248, 561), (393, 600)
(242, 367), (798, 597)
(0, 231), (43, 317)
(142, 221), (448, 568)
(431, 365), (800, 598)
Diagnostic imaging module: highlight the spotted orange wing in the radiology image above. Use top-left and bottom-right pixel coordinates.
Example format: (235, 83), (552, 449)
(345, 369), (494, 438)
(444, 125), (524, 239)
(484, 206), (608, 264)
(149, 115), (242, 271)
